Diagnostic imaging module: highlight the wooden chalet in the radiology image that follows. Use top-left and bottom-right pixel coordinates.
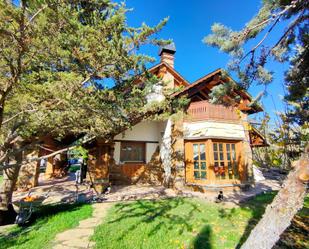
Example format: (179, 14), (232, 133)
(85, 43), (267, 193)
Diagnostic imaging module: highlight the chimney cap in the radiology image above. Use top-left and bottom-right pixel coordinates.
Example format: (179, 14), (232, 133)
(159, 42), (176, 56)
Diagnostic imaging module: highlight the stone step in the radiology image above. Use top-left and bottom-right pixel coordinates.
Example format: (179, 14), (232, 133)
(109, 172), (122, 177)
(110, 179), (130, 185)
(109, 176), (130, 181)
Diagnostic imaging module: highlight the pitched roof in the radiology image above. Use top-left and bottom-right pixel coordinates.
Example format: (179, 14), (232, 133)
(148, 61), (190, 87)
(174, 68), (222, 96)
(172, 68), (263, 114)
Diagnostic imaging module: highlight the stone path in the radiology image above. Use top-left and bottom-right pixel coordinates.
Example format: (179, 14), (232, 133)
(53, 202), (112, 249)
(103, 179), (281, 205)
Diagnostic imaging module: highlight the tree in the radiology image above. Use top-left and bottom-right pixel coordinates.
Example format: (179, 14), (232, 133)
(252, 113), (306, 170)
(0, 0), (176, 225)
(204, 0), (308, 248)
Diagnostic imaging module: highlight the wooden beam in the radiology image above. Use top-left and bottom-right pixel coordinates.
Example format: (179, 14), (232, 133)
(191, 95), (204, 102)
(199, 90), (209, 99)
(188, 79), (218, 98)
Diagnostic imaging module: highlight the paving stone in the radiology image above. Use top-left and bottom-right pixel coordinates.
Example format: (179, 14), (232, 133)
(78, 218), (101, 228)
(53, 244), (75, 249)
(55, 228), (94, 241)
(62, 238), (91, 248)
(53, 203), (112, 249)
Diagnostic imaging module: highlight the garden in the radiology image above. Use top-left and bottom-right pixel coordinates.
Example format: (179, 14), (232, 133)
(0, 192), (308, 249)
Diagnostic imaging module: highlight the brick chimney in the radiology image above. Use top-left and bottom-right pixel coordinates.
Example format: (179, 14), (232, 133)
(159, 42), (176, 68)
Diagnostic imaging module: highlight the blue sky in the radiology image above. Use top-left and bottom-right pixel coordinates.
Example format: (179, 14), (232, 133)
(125, 0), (289, 125)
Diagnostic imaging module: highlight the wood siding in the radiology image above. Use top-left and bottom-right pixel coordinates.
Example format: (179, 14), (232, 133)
(120, 164), (146, 178)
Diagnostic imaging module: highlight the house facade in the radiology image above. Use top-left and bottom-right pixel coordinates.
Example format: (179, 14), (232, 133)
(86, 44), (267, 193)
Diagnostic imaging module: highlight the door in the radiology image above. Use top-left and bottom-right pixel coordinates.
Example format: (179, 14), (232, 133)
(185, 139), (242, 185)
(185, 140), (210, 184)
(212, 142), (239, 180)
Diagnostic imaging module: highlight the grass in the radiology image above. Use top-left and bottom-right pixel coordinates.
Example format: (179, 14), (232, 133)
(0, 175), (3, 184)
(0, 203), (92, 249)
(92, 192), (309, 249)
(0, 191), (307, 249)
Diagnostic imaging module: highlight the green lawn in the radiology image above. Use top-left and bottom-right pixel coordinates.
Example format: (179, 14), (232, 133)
(0, 203), (92, 249)
(0, 192), (307, 249)
(92, 192), (309, 249)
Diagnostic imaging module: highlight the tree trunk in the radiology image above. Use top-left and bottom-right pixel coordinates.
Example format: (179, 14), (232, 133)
(0, 153), (22, 225)
(240, 146), (309, 249)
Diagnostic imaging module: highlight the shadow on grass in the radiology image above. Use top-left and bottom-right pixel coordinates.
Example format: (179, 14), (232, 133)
(110, 197), (202, 238)
(193, 225), (213, 249)
(103, 194), (278, 249)
(0, 202), (88, 248)
(95, 190), (307, 249)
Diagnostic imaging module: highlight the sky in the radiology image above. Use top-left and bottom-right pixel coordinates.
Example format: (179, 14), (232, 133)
(124, 0), (290, 125)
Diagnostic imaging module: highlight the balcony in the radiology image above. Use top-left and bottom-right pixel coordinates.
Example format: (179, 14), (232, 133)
(185, 100), (240, 122)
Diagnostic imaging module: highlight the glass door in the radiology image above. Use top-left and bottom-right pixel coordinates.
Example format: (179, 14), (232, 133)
(192, 142), (207, 180)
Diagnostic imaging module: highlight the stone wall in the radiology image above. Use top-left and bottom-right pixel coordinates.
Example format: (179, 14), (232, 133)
(16, 150), (40, 190)
(242, 119), (254, 184)
(134, 146), (164, 185)
(87, 140), (111, 193)
(171, 120), (186, 190)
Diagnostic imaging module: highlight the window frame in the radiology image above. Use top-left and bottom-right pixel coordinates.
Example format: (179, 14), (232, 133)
(192, 142), (207, 180)
(185, 139), (241, 184)
(212, 141), (239, 180)
(120, 141), (146, 164)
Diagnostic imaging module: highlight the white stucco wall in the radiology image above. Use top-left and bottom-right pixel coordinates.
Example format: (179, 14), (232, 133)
(183, 121), (246, 140)
(115, 121), (162, 141)
(114, 121), (167, 164)
(146, 143), (159, 162)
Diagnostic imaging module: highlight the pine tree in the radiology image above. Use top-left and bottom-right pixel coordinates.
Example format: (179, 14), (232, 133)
(204, 1), (308, 248)
(0, 0), (174, 224)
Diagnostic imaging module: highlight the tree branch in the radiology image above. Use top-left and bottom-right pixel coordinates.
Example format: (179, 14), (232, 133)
(23, 4), (48, 31)
(271, 10), (307, 51)
(240, 17), (281, 63)
(2, 109), (37, 125)
(243, 0), (302, 39)
(1, 135), (95, 170)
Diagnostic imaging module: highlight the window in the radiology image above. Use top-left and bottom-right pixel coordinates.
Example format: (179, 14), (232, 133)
(213, 142), (239, 180)
(213, 142), (225, 179)
(186, 140), (241, 183)
(193, 142), (207, 180)
(120, 142), (146, 163)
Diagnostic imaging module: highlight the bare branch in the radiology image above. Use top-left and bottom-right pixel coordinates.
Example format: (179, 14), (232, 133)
(240, 17), (280, 63)
(23, 4), (48, 31)
(271, 10), (307, 51)
(243, 0), (302, 39)
(2, 109), (37, 125)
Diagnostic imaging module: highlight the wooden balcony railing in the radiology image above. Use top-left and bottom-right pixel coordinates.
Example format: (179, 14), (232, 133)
(185, 100), (240, 122)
